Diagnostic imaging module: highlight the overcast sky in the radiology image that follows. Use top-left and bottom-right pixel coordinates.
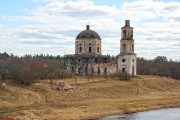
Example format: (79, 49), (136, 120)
(0, 0), (180, 60)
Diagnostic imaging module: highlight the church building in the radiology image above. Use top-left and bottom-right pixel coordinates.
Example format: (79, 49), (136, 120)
(64, 20), (137, 76)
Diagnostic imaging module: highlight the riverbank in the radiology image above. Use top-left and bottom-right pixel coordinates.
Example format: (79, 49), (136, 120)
(0, 75), (180, 120)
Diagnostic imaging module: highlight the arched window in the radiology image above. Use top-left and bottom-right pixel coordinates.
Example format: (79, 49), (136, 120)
(132, 66), (134, 76)
(124, 30), (126, 37)
(91, 68), (94, 73)
(89, 47), (92, 52)
(130, 30), (133, 38)
(79, 47), (82, 52)
(98, 68), (100, 75)
(132, 44), (134, 52)
(104, 68), (107, 73)
(122, 59), (125, 62)
(97, 47), (99, 53)
(78, 68), (81, 74)
(71, 66), (74, 73)
(122, 68), (125, 73)
(95, 58), (98, 63)
(122, 44), (126, 53)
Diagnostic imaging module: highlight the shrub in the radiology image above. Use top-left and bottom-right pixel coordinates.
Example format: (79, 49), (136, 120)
(109, 72), (130, 80)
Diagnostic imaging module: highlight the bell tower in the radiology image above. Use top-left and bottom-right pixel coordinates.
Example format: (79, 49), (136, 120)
(120, 20), (134, 54)
(118, 20), (136, 76)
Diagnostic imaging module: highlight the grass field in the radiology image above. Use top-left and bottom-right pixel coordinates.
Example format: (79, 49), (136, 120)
(0, 75), (180, 120)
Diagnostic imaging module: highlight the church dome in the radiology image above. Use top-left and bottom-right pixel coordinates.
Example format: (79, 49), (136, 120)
(76, 25), (101, 40)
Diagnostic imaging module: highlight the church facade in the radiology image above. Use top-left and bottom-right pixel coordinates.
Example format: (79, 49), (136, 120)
(64, 20), (137, 76)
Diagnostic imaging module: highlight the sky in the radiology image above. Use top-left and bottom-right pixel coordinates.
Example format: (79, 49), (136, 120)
(0, 0), (180, 60)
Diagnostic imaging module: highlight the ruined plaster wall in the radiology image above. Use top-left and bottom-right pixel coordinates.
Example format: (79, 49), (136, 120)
(90, 63), (118, 76)
(117, 54), (136, 76)
(75, 38), (101, 55)
(64, 58), (76, 73)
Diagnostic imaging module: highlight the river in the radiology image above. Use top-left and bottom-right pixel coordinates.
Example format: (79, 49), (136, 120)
(99, 108), (180, 120)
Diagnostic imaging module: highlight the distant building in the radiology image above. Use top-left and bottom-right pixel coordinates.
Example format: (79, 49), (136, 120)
(64, 20), (137, 76)
(28, 60), (48, 70)
(0, 62), (13, 80)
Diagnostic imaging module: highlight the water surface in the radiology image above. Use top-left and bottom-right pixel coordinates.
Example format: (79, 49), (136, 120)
(99, 108), (180, 120)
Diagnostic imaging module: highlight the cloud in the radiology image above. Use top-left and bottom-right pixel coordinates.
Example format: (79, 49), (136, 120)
(0, 0), (180, 60)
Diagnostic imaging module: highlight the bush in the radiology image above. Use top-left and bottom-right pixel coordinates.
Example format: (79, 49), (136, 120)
(109, 72), (130, 80)
(13, 69), (37, 85)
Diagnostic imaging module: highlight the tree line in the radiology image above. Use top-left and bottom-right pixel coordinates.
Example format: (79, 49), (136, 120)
(0, 52), (64, 60)
(0, 52), (72, 84)
(137, 56), (180, 80)
(0, 52), (179, 85)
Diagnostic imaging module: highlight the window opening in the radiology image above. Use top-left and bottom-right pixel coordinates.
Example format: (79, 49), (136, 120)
(132, 44), (134, 52)
(122, 44), (126, 53)
(122, 68), (125, 73)
(98, 68), (100, 74)
(89, 47), (92, 52)
(124, 30), (126, 37)
(104, 68), (107, 73)
(79, 47), (82, 52)
(97, 47), (99, 53)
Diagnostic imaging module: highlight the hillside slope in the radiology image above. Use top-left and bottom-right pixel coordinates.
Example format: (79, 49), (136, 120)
(0, 75), (180, 120)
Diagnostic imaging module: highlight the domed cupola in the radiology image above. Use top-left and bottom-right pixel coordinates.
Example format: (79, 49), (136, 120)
(76, 25), (101, 40)
(75, 25), (101, 55)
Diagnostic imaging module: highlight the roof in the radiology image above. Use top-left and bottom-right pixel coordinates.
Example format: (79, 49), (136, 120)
(28, 60), (48, 70)
(76, 25), (101, 40)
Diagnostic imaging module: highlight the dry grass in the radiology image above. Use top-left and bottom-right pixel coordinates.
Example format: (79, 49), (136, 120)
(0, 75), (180, 120)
